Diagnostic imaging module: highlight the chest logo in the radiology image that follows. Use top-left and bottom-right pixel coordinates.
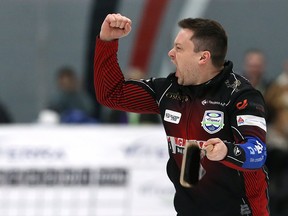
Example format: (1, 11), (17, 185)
(164, 109), (182, 124)
(201, 110), (224, 134)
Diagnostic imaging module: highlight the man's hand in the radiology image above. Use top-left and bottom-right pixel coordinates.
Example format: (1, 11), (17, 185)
(100, 13), (132, 41)
(203, 138), (228, 161)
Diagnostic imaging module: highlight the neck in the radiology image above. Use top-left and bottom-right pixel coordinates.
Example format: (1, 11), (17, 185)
(197, 65), (224, 85)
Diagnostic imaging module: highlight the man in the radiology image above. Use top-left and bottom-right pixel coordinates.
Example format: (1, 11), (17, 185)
(242, 49), (269, 95)
(47, 67), (96, 123)
(94, 13), (269, 216)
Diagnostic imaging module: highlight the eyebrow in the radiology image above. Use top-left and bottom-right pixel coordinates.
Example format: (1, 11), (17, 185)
(174, 42), (182, 47)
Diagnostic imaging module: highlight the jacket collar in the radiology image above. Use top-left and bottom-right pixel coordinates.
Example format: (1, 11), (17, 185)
(193, 60), (233, 88)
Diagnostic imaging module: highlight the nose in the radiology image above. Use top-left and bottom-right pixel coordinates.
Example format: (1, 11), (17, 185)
(168, 48), (175, 59)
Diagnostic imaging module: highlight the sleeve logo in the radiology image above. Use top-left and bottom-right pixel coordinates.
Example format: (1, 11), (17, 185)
(233, 146), (242, 156)
(236, 115), (267, 132)
(236, 99), (248, 110)
(201, 110), (224, 134)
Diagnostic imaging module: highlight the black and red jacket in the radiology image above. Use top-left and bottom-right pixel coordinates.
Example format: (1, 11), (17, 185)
(94, 38), (270, 216)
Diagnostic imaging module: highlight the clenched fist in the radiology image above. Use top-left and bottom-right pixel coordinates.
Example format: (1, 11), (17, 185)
(100, 13), (132, 41)
(203, 138), (228, 161)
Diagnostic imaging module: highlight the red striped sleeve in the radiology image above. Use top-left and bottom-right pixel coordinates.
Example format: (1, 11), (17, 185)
(94, 37), (160, 114)
(243, 170), (270, 216)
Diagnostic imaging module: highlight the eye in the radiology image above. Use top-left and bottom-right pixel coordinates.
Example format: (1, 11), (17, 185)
(175, 46), (182, 51)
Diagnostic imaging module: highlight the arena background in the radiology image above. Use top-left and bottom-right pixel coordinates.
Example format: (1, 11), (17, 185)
(0, 0), (287, 122)
(0, 0), (287, 215)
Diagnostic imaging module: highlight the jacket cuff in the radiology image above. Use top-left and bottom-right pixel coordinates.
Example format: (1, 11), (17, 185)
(222, 142), (246, 167)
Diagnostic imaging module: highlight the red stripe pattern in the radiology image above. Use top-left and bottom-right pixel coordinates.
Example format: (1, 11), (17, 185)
(243, 169), (270, 215)
(94, 37), (160, 114)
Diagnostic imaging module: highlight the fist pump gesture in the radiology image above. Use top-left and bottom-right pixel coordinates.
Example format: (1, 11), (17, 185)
(203, 138), (228, 161)
(100, 13), (132, 41)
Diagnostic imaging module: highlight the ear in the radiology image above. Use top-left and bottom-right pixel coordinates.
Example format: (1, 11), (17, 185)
(199, 51), (211, 65)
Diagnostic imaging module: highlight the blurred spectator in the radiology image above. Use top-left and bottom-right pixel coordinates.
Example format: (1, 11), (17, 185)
(265, 59), (288, 123)
(0, 100), (13, 123)
(265, 59), (288, 107)
(42, 66), (97, 124)
(242, 49), (269, 95)
(275, 59), (288, 85)
(264, 59), (288, 216)
(265, 105), (288, 216)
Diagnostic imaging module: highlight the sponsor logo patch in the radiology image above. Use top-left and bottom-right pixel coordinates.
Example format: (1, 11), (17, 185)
(166, 92), (189, 102)
(201, 99), (226, 106)
(201, 110), (224, 134)
(166, 136), (206, 155)
(234, 146), (241, 156)
(236, 99), (248, 110)
(164, 109), (181, 124)
(236, 115), (266, 132)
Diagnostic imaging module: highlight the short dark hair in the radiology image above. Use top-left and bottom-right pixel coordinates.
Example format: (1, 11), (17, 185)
(178, 18), (227, 68)
(244, 48), (265, 57)
(57, 66), (77, 79)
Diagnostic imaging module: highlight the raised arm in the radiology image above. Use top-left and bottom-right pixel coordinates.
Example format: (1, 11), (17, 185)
(94, 14), (160, 114)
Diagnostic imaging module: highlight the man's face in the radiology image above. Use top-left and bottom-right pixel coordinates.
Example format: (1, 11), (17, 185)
(244, 52), (265, 77)
(168, 29), (202, 85)
(58, 75), (78, 92)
